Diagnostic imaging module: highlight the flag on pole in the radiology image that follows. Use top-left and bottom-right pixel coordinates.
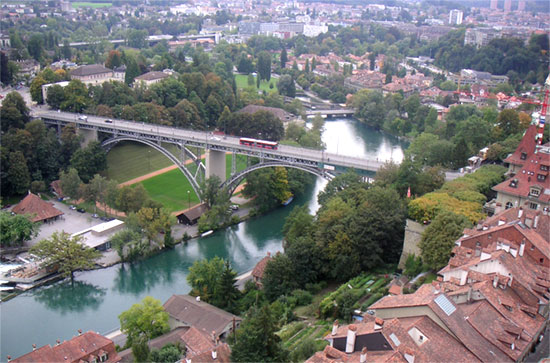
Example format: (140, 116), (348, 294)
(407, 186), (411, 198)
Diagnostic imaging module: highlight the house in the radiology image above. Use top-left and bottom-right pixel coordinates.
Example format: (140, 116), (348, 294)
(50, 180), (65, 200)
(133, 71), (170, 87)
(113, 65), (126, 81)
(176, 203), (208, 225)
(11, 192), (63, 223)
(71, 219), (125, 251)
(16, 59), (40, 77)
(163, 295), (242, 339)
(117, 326), (231, 363)
(251, 252), (272, 287)
(70, 64), (115, 85)
(11, 331), (120, 362)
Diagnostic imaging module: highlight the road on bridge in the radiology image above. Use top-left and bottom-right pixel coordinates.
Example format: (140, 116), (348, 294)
(33, 110), (386, 173)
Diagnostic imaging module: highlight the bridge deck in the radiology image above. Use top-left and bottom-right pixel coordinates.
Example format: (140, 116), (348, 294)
(34, 110), (383, 173)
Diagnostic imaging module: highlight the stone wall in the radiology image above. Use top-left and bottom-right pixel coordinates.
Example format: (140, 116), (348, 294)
(398, 219), (427, 269)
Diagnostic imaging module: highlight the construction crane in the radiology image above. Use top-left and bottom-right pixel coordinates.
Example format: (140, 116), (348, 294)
(534, 74), (549, 145)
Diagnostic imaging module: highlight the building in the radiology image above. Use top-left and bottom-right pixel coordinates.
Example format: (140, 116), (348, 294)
(449, 9), (463, 25)
(490, 0), (499, 10)
(518, 0), (526, 11)
(490, 124), (550, 212)
(71, 219), (125, 252)
(251, 252), (273, 287)
(117, 326), (231, 363)
(176, 203), (208, 225)
(163, 295), (242, 339)
(16, 59), (40, 77)
(70, 64), (115, 85)
(504, 0), (512, 12)
(1, 34), (11, 48)
(237, 104), (297, 125)
(12, 192), (63, 223)
(133, 71), (170, 87)
(11, 331), (120, 362)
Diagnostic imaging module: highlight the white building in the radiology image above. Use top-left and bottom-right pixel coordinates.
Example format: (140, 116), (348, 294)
(303, 23), (329, 37)
(449, 9), (463, 25)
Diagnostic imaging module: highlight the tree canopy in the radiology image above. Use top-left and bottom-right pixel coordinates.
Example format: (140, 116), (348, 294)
(119, 296), (170, 348)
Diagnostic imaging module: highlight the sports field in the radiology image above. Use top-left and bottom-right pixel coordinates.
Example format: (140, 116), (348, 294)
(72, 2), (112, 8)
(138, 169), (199, 212)
(235, 74), (277, 92)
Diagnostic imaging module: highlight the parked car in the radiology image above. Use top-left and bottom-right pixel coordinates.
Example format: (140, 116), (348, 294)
(105, 119), (113, 123)
(76, 208), (85, 213)
(91, 213), (99, 218)
(78, 115), (88, 121)
(230, 204), (239, 211)
(69, 205), (77, 210)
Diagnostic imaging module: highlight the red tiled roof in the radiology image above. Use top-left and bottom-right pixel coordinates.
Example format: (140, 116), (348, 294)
(12, 192), (63, 222)
(13, 331), (120, 363)
(503, 125), (538, 167)
(180, 326), (215, 356)
(251, 254), (272, 280)
(185, 343), (231, 363)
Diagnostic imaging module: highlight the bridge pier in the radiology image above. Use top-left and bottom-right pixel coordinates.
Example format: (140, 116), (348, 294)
(205, 149), (226, 182)
(78, 127), (98, 147)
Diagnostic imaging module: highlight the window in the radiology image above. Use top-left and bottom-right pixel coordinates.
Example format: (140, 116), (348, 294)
(530, 188), (541, 197)
(541, 165), (549, 171)
(509, 179), (518, 188)
(538, 174), (546, 181)
(505, 202), (513, 209)
(520, 152), (527, 160)
(100, 353), (108, 362)
(529, 202), (538, 210)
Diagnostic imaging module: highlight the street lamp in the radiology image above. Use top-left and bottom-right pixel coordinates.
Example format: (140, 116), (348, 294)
(187, 190), (190, 210)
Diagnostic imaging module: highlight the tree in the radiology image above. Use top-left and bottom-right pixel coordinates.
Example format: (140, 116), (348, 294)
(277, 75), (295, 98)
(419, 211), (471, 270)
(59, 168), (82, 199)
(27, 34), (44, 61)
(280, 48), (288, 68)
(187, 257), (227, 302)
(61, 80), (89, 112)
(127, 29), (148, 49)
(262, 254), (299, 301)
(237, 53), (254, 74)
(257, 51), (272, 82)
(212, 260), (241, 314)
(1, 52), (14, 85)
(119, 296), (170, 347)
(149, 343), (184, 363)
(46, 84), (66, 110)
(0, 211), (38, 247)
(230, 304), (289, 362)
(6, 151), (31, 195)
(125, 56), (140, 85)
(105, 50), (122, 69)
(495, 109), (522, 138)
(70, 141), (107, 183)
(30, 232), (101, 282)
(30, 76), (47, 104)
(1, 92), (30, 131)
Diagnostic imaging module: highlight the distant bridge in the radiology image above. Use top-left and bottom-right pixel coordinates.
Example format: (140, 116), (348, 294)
(34, 110), (386, 200)
(58, 33), (219, 48)
(305, 108), (356, 118)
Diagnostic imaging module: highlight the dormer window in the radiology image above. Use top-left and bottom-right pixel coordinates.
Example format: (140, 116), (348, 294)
(541, 165), (549, 171)
(530, 188), (541, 197)
(509, 179), (518, 188)
(538, 174), (547, 181)
(505, 202), (513, 209)
(520, 152), (527, 160)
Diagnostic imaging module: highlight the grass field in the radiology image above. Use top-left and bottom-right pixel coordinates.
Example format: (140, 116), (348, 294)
(235, 74), (277, 93)
(104, 142), (183, 183)
(72, 2), (112, 8)
(138, 169), (199, 213)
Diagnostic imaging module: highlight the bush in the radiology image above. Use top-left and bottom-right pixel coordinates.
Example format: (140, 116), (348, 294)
(278, 322), (306, 342)
(305, 281), (326, 294)
(290, 338), (319, 362)
(404, 254), (424, 278)
(291, 289), (313, 306)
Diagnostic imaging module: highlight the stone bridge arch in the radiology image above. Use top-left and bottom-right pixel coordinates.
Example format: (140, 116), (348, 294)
(101, 136), (204, 200)
(221, 161), (334, 195)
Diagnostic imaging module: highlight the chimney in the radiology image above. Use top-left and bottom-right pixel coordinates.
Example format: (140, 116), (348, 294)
(374, 317), (384, 330)
(332, 320), (339, 335)
(7, 356), (11, 362)
(78, 329), (82, 336)
(211, 348), (217, 360)
(32, 344), (37, 351)
(534, 214), (539, 229)
(467, 286), (472, 303)
(543, 207), (548, 216)
(360, 347), (367, 363)
(211, 331), (216, 343)
(493, 275), (499, 288)
(345, 325), (357, 353)
(267, 251), (271, 257)
(404, 349), (415, 363)
(196, 296), (200, 302)
(56, 339), (61, 346)
(518, 207), (523, 219)
(519, 240), (525, 257)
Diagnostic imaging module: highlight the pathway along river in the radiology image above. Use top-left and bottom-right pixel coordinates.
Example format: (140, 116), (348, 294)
(1, 118), (407, 359)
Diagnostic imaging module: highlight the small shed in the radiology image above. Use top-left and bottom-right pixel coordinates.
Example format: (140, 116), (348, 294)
(176, 203), (208, 225)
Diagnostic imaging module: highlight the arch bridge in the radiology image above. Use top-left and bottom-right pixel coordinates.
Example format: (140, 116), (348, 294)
(36, 110), (384, 201)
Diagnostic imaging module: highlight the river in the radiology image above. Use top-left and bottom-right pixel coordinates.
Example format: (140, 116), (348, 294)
(0, 118), (406, 359)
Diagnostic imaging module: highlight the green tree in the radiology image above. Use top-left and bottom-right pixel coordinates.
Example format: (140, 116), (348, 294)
(419, 211), (471, 270)
(131, 338), (150, 363)
(257, 51), (272, 82)
(30, 231), (101, 282)
(30, 76), (47, 104)
(6, 151), (31, 195)
(70, 141), (107, 183)
(61, 80), (89, 112)
(280, 48), (288, 69)
(27, 34), (44, 61)
(46, 84), (66, 110)
(149, 343), (184, 363)
(262, 254), (299, 301)
(1, 92), (30, 131)
(119, 296), (170, 347)
(127, 29), (148, 49)
(212, 260), (241, 314)
(59, 167), (82, 199)
(125, 56), (141, 85)
(230, 304), (289, 362)
(277, 75), (295, 97)
(105, 50), (122, 69)
(0, 211), (38, 247)
(187, 256), (225, 302)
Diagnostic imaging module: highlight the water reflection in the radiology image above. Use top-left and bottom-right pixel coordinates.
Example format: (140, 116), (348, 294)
(34, 280), (106, 314)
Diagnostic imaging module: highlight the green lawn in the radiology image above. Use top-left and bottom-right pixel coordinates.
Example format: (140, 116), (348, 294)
(72, 2), (112, 8)
(104, 141), (183, 183)
(235, 74), (277, 93)
(138, 169), (200, 213)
